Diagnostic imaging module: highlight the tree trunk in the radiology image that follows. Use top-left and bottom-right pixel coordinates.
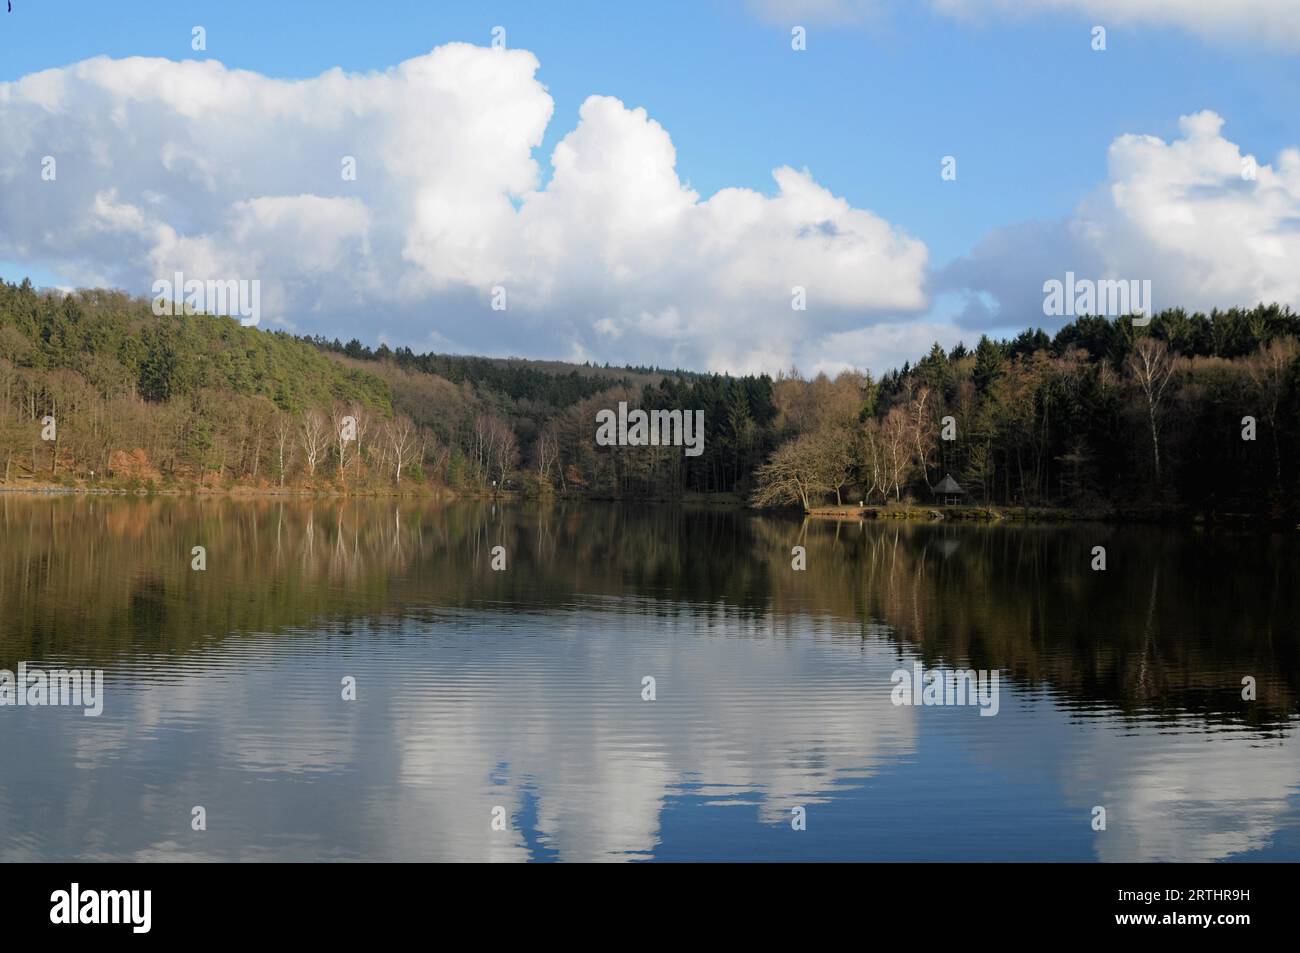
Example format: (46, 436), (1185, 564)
(1149, 406), (1161, 484)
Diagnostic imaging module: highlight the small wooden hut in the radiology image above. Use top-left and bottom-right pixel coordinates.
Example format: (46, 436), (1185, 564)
(934, 474), (965, 506)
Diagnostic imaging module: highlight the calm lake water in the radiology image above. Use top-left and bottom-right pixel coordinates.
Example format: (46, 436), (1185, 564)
(1, 496), (1298, 862)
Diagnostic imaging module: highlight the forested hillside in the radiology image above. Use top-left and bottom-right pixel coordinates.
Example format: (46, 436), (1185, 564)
(754, 306), (1300, 519)
(2, 277), (1298, 519)
(0, 279), (393, 487)
(0, 277), (755, 494)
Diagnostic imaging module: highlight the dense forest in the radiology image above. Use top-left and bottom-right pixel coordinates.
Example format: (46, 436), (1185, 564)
(755, 307), (1300, 520)
(1, 276), (1297, 519)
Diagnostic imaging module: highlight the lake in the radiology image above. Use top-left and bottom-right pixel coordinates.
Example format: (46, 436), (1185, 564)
(1, 496), (1297, 861)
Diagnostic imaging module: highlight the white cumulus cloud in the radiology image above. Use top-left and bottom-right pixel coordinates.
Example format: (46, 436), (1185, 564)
(0, 44), (927, 374)
(938, 111), (1300, 330)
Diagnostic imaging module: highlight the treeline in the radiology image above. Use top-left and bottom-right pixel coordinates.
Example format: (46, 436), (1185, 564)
(3, 276), (1299, 517)
(0, 277), (785, 496)
(755, 306), (1300, 518)
(306, 336), (620, 409)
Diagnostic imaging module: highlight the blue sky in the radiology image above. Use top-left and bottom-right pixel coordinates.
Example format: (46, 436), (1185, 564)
(2, 1), (1298, 373)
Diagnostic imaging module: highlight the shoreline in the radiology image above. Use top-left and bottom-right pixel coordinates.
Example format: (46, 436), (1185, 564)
(801, 502), (1297, 529)
(1, 481), (1294, 528)
(0, 481), (458, 501)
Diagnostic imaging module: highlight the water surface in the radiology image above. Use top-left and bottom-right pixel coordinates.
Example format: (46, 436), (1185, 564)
(1, 497), (1297, 861)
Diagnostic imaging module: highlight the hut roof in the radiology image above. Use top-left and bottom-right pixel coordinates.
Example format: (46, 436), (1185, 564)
(934, 474), (964, 494)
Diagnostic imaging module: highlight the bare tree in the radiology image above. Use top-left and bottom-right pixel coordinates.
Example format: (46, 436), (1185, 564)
(329, 404), (353, 484)
(383, 415), (418, 485)
(752, 433), (825, 511)
(909, 386), (936, 492)
(536, 423), (560, 487)
(299, 410), (329, 478)
(349, 401), (372, 479)
(472, 413), (517, 488)
(1126, 337), (1177, 484)
(881, 406), (913, 501)
(274, 413), (295, 487)
(494, 425), (519, 487)
(859, 420), (887, 503)
(813, 425), (854, 506)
